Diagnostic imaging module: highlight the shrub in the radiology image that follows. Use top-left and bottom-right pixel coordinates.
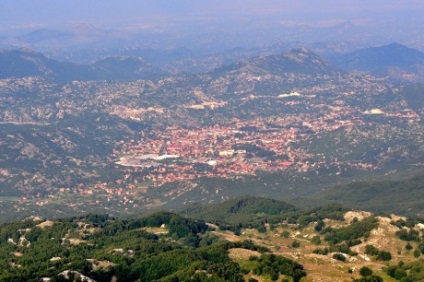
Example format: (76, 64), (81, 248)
(313, 248), (329, 255)
(359, 266), (373, 277)
(419, 243), (424, 254)
(395, 229), (421, 242)
(291, 240), (300, 248)
(310, 235), (321, 245)
(257, 225), (267, 233)
(315, 220), (325, 232)
(377, 250), (392, 261)
(394, 269), (407, 280)
(281, 230), (290, 238)
(332, 253), (346, 262)
(365, 245), (379, 255)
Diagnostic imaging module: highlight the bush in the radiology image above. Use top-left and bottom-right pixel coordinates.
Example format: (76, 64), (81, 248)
(386, 265), (398, 277)
(353, 275), (383, 282)
(310, 235), (321, 245)
(257, 225), (267, 233)
(315, 220), (325, 232)
(313, 248), (329, 255)
(395, 229), (421, 242)
(324, 217), (378, 245)
(292, 240), (300, 248)
(365, 244), (379, 255)
(413, 249), (421, 258)
(377, 251), (392, 261)
(359, 266), (373, 277)
(281, 230), (290, 238)
(394, 269), (407, 280)
(270, 271), (279, 281)
(419, 243), (424, 254)
(332, 253), (346, 262)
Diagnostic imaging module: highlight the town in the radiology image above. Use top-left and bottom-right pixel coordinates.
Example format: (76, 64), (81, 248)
(12, 87), (420, 217)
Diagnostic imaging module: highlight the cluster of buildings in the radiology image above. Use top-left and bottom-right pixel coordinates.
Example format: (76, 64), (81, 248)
(39, 92), (420, 205)
(113, 111), (374, 187)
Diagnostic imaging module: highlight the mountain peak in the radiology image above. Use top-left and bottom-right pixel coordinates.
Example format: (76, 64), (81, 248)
(387, 42), (405, 48)
(210, 48), (339, 82)
(283, 47), (325, 63)
(287, 47), (313, 55)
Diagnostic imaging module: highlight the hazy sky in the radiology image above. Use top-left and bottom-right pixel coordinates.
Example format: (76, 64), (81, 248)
(1, 0), (423, 29)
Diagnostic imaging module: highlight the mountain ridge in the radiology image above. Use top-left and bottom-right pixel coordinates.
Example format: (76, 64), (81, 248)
(0, 48), (168, 82)
(330, 42), (424, 82)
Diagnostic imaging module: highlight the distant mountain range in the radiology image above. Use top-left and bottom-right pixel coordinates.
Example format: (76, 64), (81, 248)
(7, 43), (423, 85)
(330, 42), (424, 82)
(212, 48), (340, 78)
(0, 48), (168, 82)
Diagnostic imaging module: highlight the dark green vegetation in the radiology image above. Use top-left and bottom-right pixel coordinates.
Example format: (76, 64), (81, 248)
(249, 254), (306, 282)
(386, 260), (424, 281)
(179, 196), (297, 230)
(315, 173), (424, 216)
(353, 265), (384, 282)
(0, 210), (305, 282)
(179, 196), (347, 232)
(365, 245), (392, 261)
(320, 217), (378, 256)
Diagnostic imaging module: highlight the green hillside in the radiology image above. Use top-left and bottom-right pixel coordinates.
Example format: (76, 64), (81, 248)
(0, 210), (305, 282)
(315, 173), (424, 216)
(1, 197), (424, 281)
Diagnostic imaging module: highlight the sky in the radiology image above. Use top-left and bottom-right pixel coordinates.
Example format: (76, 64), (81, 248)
(1, 0), (423, 30)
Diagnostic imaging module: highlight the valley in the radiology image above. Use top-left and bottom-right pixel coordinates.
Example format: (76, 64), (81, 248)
(2, 2), (424, 281)
(0, 46), (422, 222)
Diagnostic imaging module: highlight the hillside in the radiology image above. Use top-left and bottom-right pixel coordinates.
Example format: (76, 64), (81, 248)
(0, 49), (94, 81)
(314, 173), (424, 215)
(92, 56), (168, 81)
(0, 49), (168, 82)
(179, 196), (298, 230)
(331, 42), (424, 82)
(1, 198), (424, 281)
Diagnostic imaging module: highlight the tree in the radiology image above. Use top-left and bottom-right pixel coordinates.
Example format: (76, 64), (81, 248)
(376, 250), (392, 261)
(359, 266), (373, 277)
(291, 240), (300, 248)
(365, 245), (378, 256)
(332, 253), (346, 262)
(281, 231), (290, 238)
(394, 269), (407, 280)
(315, 220), (325, 232)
